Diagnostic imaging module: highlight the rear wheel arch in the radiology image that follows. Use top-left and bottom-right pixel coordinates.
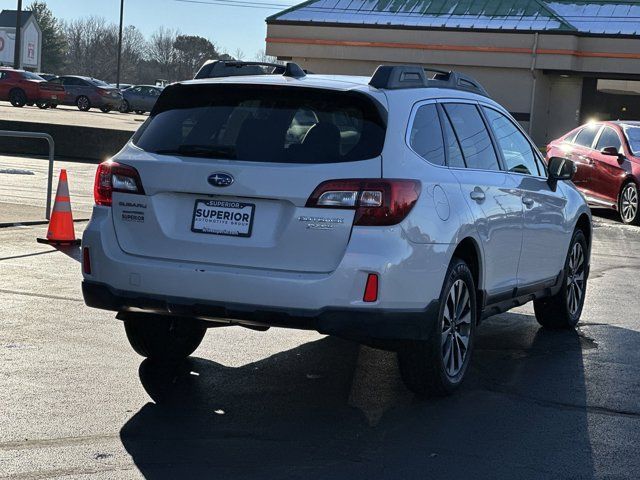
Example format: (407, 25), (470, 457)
(451, 237), (482, 318)
(575, 212), (591, 251)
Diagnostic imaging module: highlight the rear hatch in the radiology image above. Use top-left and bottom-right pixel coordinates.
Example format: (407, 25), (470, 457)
(110, 82), (387, 273)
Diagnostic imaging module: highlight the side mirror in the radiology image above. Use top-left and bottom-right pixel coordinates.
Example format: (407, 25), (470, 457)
(547, 157), (576, 188)
(600, 146), (625, 163)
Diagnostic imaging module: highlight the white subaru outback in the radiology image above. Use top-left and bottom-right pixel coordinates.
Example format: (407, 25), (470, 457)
(82, 64), (591, 396)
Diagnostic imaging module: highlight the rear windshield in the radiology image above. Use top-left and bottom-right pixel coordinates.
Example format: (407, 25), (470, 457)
(22, 71), (43, 80)
(132, 84), (386, 163)
(88, 78), (109, 87)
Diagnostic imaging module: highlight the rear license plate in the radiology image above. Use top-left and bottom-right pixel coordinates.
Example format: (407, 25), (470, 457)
(191, 199), (254, 237)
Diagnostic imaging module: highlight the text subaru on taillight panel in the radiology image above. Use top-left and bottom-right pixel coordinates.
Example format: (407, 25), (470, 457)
(82, 63), (592, 396)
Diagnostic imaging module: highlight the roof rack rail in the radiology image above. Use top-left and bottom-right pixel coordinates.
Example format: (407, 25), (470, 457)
(369, 65), (489, 97)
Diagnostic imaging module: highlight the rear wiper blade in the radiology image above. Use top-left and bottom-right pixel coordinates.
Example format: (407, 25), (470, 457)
(154, 145), (235, 158)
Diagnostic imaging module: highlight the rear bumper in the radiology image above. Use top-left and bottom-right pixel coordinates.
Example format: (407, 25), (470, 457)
(82, 280), (438, 341)
(82, 206), (451, 341)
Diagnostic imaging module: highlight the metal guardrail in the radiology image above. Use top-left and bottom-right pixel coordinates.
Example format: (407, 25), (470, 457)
(0, 130), (55, 220)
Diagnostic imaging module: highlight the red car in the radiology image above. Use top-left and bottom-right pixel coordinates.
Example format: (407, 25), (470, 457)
(0, 68), (65, 109)
(547, 121), (640, 225)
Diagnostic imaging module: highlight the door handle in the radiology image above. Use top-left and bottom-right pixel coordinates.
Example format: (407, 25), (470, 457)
(522, 197), (534, 207)
(470, 187), (485, 202)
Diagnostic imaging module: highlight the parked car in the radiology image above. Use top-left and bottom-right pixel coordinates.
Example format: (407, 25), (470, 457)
(119, 85), (163, 114)
(547, 121), (640, 225)
(82, 64), (592, 396)
(48, 75), (123, 112)
(109, 83), (133, 91)
(0, 68), (64, 108)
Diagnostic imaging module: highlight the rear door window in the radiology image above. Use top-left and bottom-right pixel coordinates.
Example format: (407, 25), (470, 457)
(442, 103), (500, 171)
(408, 103), (445, 166)
(574, 124), (601, 149)
(134, 84), (386, 164)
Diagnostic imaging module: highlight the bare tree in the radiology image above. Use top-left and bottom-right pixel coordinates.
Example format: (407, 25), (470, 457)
(147, 27), (178, 77)
(254, 49), (283, 64)
(233, 48), (245, 61)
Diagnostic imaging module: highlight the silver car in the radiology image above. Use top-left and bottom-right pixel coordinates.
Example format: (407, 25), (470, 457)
(119, 85), (163, 114)
(81, 64), (591, 396)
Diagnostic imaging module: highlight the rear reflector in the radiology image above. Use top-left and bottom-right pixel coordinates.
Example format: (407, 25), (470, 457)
(363, 273), (379, 302)
(83, 247), (91, 274)
(306, 179), (421, 226)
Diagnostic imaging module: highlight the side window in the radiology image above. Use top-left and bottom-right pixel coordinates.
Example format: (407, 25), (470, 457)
(0, 72), (6, 80)
(133, 86), (143, 93)
(48, 77), (62, 84)
(565, 129), (580, 144)
(595, 127), (623, 152)
(408, 103), (445, 166)
(482, 107), (540, 176)
(574, 124), (601, 148)
(443, 103), (500, 171)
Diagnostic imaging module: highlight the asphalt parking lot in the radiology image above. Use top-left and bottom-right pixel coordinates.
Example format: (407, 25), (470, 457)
(1, 165), (640, 478)
(0, 101), (145, 132)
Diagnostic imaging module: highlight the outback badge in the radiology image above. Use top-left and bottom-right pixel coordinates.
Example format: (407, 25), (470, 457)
(208, 173), (234, 187)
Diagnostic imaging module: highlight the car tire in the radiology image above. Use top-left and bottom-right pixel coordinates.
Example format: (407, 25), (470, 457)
(50, 104), (57, 109)
(534, 229), (588, 329)
(398, 257), (477, 397)
(618, 181), (640, 225)
(36, 100), (49, 109)
(119, 100), (130, 113)
(124, 315), (207, 361)
(9, 89), (27, 107)
(76, 95), (91, 111)
(99, 106), (112, 113)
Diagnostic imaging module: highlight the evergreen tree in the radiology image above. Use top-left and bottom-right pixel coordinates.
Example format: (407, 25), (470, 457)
(28, 1), (67, 73)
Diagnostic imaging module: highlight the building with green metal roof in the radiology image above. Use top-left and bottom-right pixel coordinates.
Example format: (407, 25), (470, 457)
(266, 0), (640, 144)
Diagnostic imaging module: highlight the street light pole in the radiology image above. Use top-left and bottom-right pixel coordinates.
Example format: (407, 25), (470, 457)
(13, 0), (22, 69)
(116, 0), (124, 88)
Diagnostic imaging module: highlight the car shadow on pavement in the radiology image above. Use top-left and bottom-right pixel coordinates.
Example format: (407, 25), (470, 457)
(119, 313), (625, 480)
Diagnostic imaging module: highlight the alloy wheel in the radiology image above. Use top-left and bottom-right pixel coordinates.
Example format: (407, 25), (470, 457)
(621, 184), (638, 223)
(441, 279), (472, 377)
(566, 242), (585, 316)
(77, 96), (89, 111)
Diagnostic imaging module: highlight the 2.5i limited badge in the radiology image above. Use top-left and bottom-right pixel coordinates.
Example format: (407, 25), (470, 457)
(298, 216), (345, 230)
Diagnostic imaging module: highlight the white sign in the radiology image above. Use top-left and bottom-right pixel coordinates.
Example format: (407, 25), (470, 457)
(0, 30), (14, 65)
(22, 23), (38, 67)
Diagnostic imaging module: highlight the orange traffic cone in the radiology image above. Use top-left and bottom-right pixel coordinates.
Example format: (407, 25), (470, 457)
(37, 169), (81, 246)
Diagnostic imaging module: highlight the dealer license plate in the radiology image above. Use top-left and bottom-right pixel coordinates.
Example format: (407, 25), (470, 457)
(191, 199), (254, 237)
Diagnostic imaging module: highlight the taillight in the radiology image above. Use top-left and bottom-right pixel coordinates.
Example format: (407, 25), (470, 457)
(97, 88), (110, 97)
(94, 161), (144, 206)
(306, 179), (421, 226)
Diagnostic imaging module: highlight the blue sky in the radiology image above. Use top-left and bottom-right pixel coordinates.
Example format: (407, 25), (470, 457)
(13, 0), (298, 58)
